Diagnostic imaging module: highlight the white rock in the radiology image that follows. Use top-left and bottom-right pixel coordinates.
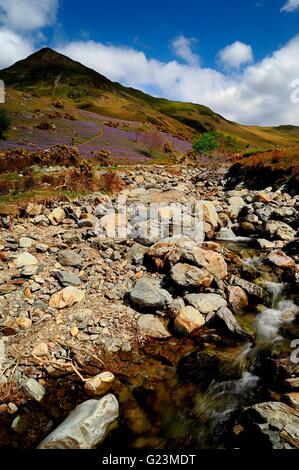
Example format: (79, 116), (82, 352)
(38, 395), (119, 449)
(15, 252), (38, 268)
(19, 237), (33, 249)
(22, 378), (45, 402)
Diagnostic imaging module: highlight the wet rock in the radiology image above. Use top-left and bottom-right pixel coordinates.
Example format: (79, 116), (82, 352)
(237, 402), (299, 449)
(206, 307), (251, 341)
(184, 293), (227, 315)
(231, 276), (269, 304)
(170, 263), (213, 288)
(15, 252), (38, 268)
(174, 305), (205, 335)
(137, 314), (171, 339)
(53, 271), (81, 287)
(228, 286), (249, 313)
(265, 250), (296, 269)
(49, 286), (85, 309)
(58, 250), (83, 268)
(84, 372), (115, 396)
(22, 378), (45, 402)
(282, 393), (299, 411)
(285, 378), (299, 391)
(130, 277), (172, 309)
(38, 394), (119, 449)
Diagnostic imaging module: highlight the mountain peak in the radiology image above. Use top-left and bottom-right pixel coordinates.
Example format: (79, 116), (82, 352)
(0, 47), (111, 88)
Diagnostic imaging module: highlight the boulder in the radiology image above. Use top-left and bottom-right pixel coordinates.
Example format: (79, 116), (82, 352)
(202, 201), (219, 228)
(58, 250), (83, 268)
(137, 314), (171, 339)
(237, 402), (299, 449)
(170, 263), (213, 288)
(265, 250), (296, 269)
(184, 293), (227, 315)
(38, 395), (119, 449)
(228, 286), (249, 313)
(266, 221), (296, 241)
(231, 276), (269, 304)
(174, 305), (205, 335)
(206, 307), (251, 341)
(182, 247), (228, 279)
(49, 287), (85, 309)
(130, 277), (172, 309)
(48, 208), (66, 225)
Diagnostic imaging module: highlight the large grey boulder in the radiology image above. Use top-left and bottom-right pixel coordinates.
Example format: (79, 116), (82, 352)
(130, 277), (172, 309)
(206, 307), (251, 341)
(38, 394), (119, 449)
(237, 401), (299, 449)
(184, 293), (227, 315)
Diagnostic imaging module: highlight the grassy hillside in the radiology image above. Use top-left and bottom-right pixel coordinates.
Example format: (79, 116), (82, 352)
(1, 47), (299, 150)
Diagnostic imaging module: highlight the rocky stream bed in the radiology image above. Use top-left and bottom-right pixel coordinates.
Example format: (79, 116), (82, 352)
(0, 164), (298, 449)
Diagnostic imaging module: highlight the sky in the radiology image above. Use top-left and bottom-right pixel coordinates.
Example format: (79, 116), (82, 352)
(0, 0), (299, 126)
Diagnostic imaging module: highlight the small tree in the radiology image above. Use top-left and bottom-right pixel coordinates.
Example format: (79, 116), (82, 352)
(140, 129), (164, 156)
(192, 132), (219, 155)
(0, 109), (11, 140)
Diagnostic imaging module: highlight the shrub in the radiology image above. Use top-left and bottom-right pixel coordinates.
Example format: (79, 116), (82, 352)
(79, 159), (95, 179)
(192, 132), (219, 155)
(0, 109), (11, 139)
(97, 149), (111, 166)
(140, 129), (165, 156)
(99, 172), (125, 195)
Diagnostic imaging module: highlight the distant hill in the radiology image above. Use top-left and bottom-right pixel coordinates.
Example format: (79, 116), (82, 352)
(1, 47), (299, 149)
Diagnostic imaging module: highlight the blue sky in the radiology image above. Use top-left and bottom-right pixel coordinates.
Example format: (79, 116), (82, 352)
(56, 0), (299, 68)
(1, 0), (299, 125)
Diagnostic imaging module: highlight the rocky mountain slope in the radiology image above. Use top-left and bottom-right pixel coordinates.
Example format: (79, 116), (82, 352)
(1, 48), (299, 153)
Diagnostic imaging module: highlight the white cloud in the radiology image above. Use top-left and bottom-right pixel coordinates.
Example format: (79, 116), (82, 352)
(0, 0), (58, 31)
(171, 35), (200, 66)
(218, 41), (253, 69)
(281, 0), (299, 12)
(59, 36), (299, 126)
(0, 0), (299, 127)
(0, 27), (33, 68)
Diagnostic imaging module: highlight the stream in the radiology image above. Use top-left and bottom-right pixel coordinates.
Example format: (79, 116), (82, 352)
(0, 240), (298, 449)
